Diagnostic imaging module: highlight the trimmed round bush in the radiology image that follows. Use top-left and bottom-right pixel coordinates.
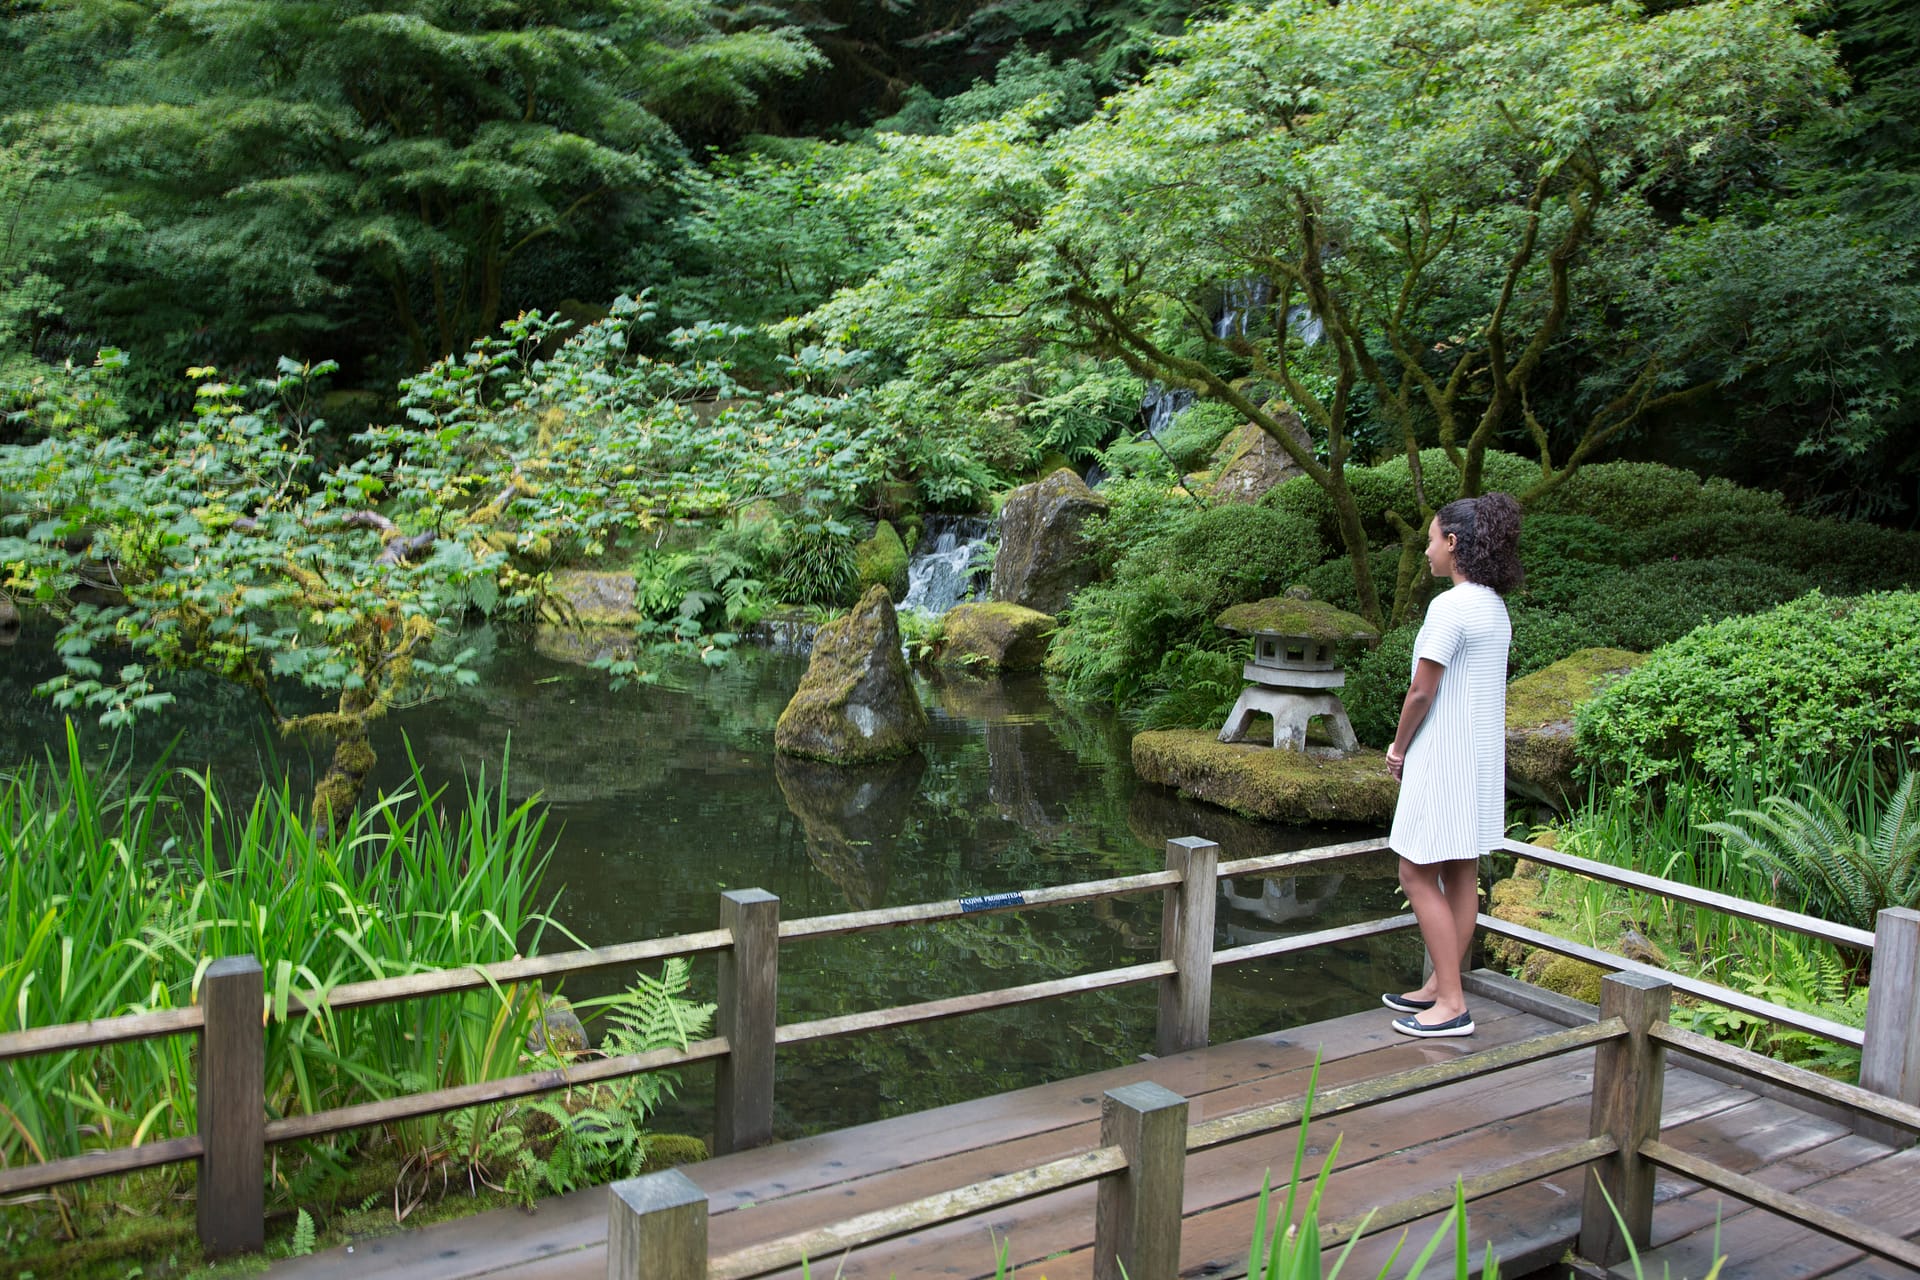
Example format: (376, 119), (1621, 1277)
(1575, 591), (1920, 785)
(1508, 605), (1607, 679)
(1371, 448), (1537, 531)
(1532, 461), (1785, 529)
(1296, 545), (1406, 618)
(1562, 557), (1817, 652)
(1629, 512), (1920, 595)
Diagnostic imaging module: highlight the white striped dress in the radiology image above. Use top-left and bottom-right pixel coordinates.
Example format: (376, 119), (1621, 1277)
(1388, 582), (1511, 864)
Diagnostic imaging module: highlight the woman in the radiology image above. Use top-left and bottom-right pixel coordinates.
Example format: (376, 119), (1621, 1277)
(1381, 492), (1524, 1037)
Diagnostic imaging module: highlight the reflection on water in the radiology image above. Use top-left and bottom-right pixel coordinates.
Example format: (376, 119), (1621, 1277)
(1, 628), (1418, 1136)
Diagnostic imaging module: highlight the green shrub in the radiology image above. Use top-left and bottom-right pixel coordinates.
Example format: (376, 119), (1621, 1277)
(1296, 545), (1405, 617)
(1053, 504), (1324, 708)
(1341, 623), (1419, 747)
(1562, 557), (1817, 652)
(1508, 605), (1607, 678)
(1630, 512), (1920, 595)
(1575, 591), (1920, 785)
(1370, 448), (1538, 531)
(1533, 460), (1785, 528)
(776, 521), (860, 606)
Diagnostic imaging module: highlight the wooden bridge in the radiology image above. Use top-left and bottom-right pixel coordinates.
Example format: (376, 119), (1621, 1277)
(5, 836), (1920, 1279)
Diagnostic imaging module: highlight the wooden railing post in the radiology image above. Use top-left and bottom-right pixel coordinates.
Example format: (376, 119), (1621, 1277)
(607, 1168), (708, 1280)
(197, 955), (264, 1258)
(715, 888), (779, 1154)
(1860, 907), (1920, 1147)
(1578, 972), (1670, 1267)
(1094, 1081), (1188, 1280)
(1157, 837), (1219, 1057)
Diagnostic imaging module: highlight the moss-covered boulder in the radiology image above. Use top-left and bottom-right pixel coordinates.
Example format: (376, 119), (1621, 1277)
(1131, 729), (1398, 824)
(938, 602), (1055, 671)
(549, 569), (643, 624)
(855, 520), (911, 600)
(1506, 647), (1648, 809)
(991, 468), (1109, 615)
(0, 592), (19, 641)
(1203, 415), (1311, 506)
(775, 585), (928, 763)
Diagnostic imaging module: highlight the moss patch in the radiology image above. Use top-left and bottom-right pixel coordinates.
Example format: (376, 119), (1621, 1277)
(1214, 596), (1379, 644)
(1131, 729), (1398, 824)
(548, 569), (643, 625)
(775, 584), (928, 763)
(854, 520), (910, 600)
(938, 602), (1055, 671)
(1504, 647), (1647, 808)
(1530, 955), (1607, 1004)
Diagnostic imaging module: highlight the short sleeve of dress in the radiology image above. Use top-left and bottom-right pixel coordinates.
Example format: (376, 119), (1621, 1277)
(1413, 591), (1465, 669)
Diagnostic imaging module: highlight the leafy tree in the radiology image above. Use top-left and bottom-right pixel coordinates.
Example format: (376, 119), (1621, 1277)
(806, 0), (1840, 626)
(0, 298), (870, 825)
(14, 0), (821, 377)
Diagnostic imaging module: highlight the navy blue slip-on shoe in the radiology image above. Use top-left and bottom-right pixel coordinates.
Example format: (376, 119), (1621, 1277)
(1391, 1010), (1475, 1038)
(1382, 993), (1437, 1014)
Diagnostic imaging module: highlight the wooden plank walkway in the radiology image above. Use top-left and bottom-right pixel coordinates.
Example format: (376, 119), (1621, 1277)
(265, 991), (1920, 1280)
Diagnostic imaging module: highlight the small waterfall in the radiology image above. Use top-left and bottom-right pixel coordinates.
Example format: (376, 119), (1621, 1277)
(1214, 278), (1274, 339)
(1285, 305), (1324, 346)
(901, 515), (996, 615)
(1140, 383), (1195, 440)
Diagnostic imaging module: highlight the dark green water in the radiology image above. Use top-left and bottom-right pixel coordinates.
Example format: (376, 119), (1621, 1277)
(1, 628), (1416, 1138)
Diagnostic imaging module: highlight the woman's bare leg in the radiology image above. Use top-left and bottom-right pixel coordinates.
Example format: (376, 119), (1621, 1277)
(1397, 857), (1469, 1021)
(1442, 859), (1480, 975)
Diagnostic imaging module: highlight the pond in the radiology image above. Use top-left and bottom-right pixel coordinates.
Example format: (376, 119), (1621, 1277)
(0, 626), (1417, 1139)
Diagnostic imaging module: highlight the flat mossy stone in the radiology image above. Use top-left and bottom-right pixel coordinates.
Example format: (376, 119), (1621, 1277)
(938, 601), (1055, 671)
(775, 584), (928, 763)
(1131, 729), (1398, 824)
(1214, 596), (1380, 644)
(550, 569), (643, 624)
(1505, 647), (1647, 808)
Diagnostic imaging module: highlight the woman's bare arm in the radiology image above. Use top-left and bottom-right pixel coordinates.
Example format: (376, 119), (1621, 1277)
(1386, 658), (1444, 779)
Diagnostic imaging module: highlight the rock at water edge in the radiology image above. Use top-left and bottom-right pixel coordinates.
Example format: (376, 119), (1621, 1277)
(1201, 415), (1311, 506)
(937, 601), (1055, 671)
(991, 469), (1109, 616)
(1505, 647), (1647, 809)
(775, 584), (928, 763)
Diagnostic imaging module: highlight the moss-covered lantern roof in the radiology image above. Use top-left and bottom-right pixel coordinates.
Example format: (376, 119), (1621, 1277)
(1214, 596), (1380, 644)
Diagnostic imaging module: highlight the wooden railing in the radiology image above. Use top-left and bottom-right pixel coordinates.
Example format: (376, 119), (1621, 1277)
(2, 833), (1917, 1265)
(608, 971), (1920, 1280)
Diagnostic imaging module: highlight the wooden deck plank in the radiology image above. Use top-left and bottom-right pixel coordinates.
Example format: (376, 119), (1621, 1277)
(260, 997), (1898, 1280)
(1628, 1146), (1920, 1280)
(702, 1010), (1553, 1257)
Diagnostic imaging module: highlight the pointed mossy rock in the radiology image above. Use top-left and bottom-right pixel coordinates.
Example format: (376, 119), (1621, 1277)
(854, 519), (910, 600)
(938, 602), (1055, 671)
(1505, 647), (1647, 809)
(549, 569), (644, 624)
(775, 585), (928, 763)
(1131, 729), (1398, 824)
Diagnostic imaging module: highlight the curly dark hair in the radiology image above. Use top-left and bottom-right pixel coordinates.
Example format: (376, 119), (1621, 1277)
(1437, 492), (1524, 594)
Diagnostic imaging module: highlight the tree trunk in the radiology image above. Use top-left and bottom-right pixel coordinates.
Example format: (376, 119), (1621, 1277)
(309, 691), (376, 834)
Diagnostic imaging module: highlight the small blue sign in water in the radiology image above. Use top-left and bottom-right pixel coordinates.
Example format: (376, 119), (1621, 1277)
(959, 891), (1027, 913)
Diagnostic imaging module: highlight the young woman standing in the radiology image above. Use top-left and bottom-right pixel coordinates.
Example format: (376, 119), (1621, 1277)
(1381, 492), (1524, 1037)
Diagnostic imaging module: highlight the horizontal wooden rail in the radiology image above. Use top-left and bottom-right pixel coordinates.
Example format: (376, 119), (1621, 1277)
(264, 1037), (730, 1145)
(1499, 839), (1876, 953)
(1320, 1135), (1619, 1251)
(776, 962), (1178, 1046)
(1650, 1023), (1920, 1135)
(779, 873), (1182, 941)
(1216, 837), (1392, 879)
(708, 1144), (1129, 1280)
(1189, 1020), (1627, 1153)
(0, 1006), (204, 1064)
(1641, 1138), (1920, 1270)
(0, 1135), (203, 1196)
(291, 929), (735, 1016)
(1478, 914), (1864, 1047)
(1213, 913), (1419, 967)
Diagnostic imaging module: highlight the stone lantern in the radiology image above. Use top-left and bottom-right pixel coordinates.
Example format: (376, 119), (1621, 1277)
(1213, 594), (1379, 757)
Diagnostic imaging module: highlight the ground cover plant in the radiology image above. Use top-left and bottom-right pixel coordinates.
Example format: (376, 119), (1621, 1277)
(0, 729), (711, 1271)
